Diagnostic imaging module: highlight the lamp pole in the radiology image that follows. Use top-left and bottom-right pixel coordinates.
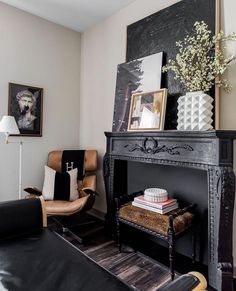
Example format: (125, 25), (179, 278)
(6, 136), (23, 199)
(19, 141), (23, 199)
(0, 116), (22, 199)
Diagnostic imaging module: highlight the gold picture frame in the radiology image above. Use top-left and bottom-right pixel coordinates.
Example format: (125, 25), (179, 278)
(127, 89), (167, 131)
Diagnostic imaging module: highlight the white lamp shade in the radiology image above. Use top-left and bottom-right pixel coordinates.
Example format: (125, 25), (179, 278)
(0, 115), (20, 135)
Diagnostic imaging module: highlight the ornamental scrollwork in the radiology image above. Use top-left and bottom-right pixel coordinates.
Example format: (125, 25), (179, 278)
(220, 167), (235, 229)
(124, 137), (193, 155)
(103, 153), (110, 177)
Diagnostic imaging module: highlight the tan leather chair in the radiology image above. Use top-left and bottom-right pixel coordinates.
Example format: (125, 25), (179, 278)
(25, 149), (97, 222)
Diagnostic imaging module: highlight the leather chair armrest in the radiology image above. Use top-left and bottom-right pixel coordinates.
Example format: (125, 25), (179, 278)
(82, 187), (99, 196)
(24, 187), (42, 196)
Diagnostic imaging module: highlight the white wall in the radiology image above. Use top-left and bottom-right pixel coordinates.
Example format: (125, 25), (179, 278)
(80, 0), (236, 267)
(0, 2), (81, 201)
(80, 0), (182, 212)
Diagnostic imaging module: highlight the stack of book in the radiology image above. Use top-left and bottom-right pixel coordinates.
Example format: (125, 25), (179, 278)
(132, 195), (178, 214)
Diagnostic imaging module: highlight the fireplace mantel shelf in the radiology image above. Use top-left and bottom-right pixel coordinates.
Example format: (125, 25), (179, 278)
(105, 130), (236, 139)
(103, 130), (236, 291)
(105, 130), (236, 168)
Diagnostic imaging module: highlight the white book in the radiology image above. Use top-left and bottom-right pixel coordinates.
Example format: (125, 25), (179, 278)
(132, 201), (178, 214)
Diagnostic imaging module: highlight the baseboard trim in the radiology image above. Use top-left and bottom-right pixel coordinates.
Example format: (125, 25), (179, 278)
(87, 208), (105, 221)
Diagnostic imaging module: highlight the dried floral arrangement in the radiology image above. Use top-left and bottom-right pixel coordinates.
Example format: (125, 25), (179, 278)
(162, 21), (236, 92)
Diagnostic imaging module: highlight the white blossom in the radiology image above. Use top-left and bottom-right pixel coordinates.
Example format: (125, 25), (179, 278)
(162, 21), (236, 92)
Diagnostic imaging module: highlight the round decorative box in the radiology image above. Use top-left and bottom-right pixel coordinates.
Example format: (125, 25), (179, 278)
(144, 188), (168, 202)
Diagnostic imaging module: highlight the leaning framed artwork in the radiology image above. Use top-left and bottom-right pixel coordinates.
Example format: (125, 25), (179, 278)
(8, 83), (43, 136)
(128, 89), (167, 131)
(112, 52), (163, 132)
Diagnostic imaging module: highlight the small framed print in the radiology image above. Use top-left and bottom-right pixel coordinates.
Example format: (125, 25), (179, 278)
(8, 83), (43, 136)
(128, 89), (167, 131)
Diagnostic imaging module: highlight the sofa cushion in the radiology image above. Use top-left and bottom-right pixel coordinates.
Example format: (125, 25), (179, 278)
(45, 195), (89, 215)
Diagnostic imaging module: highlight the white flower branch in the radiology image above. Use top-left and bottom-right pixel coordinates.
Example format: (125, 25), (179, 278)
(162, 21), (236, 93)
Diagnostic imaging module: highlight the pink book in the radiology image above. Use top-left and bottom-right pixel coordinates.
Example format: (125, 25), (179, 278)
(134, 195), (177, 209)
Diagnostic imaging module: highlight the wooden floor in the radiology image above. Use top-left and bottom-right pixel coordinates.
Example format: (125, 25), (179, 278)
(49, 217), (175, 291)
(62, 231), (173, 291)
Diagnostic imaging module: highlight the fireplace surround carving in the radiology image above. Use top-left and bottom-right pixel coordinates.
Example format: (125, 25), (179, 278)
(103, 130), (236, 291)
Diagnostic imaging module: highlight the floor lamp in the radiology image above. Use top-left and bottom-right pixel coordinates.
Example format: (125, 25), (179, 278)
(0, 115), (23, 199)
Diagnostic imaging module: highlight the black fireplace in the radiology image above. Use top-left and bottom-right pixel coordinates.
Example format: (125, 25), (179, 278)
(103, 130), (236, 291)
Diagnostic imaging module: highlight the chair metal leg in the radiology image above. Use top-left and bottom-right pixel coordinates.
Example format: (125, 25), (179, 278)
(62, 226), (69, 233)
(51, 216), (65, 233)
(51, 216), (84, 243)
(67, 228), (83, 244)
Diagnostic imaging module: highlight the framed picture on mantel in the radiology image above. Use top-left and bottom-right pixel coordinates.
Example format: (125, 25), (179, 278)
(128, 89), (167, 131)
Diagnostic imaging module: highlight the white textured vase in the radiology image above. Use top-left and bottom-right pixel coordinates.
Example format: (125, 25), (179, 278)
(177, 91), (213, 131)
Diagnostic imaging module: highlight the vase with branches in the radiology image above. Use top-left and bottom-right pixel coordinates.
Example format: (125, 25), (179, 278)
(162, 21), (236, 130)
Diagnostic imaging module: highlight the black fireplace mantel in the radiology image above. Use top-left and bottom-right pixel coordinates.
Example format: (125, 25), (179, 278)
(103, 130), (236, 291)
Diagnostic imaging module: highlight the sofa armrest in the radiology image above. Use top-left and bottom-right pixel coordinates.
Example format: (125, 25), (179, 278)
(0, 197), (46, 240)
(157, 271), (207, 291)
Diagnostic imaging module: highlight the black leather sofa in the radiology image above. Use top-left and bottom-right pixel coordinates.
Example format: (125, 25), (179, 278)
(0, 198), (131, 291)
(0, 198), (207, 291)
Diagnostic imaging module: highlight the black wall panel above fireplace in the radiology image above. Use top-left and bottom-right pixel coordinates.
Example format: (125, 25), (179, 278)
(126, 0), (216, 129)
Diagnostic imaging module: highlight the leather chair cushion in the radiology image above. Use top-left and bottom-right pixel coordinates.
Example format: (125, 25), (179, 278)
(119, 203), (193, 236)
(45, 195), (89, 215)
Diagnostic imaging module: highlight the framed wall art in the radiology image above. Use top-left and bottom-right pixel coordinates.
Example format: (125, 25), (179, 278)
(128, 89), (167, 131)
(8, 83), (43, 136)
